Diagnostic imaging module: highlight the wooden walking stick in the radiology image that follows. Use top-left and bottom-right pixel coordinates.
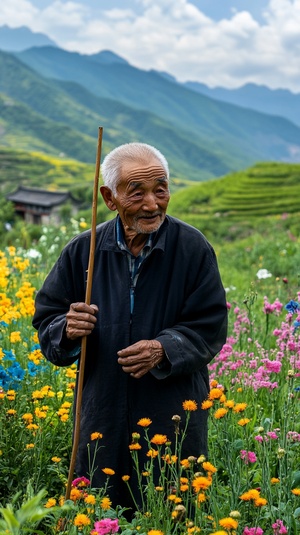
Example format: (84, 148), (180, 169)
(65, 126), (103, 500)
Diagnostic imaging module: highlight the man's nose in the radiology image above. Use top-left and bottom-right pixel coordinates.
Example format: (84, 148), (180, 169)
(143, 193), (158, 210)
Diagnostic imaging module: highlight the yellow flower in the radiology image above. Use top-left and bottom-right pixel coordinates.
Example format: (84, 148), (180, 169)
(51, 457), (61, 463)
(150, 434), (168, 445)
(182, 400), (198, 411)
(202, 461), (217, 473)
(10, 331), (21, 343)
(209, 388), (223, 400)
(197, 492), (206, 503)
(7, 409), (17, 416)
(137, 417), (152, 427)
(180, 484), (189, 492)
(219, 517), (238, 530)
(148, 531), (164, 535)
(101, 497), (112, 509)
(74, 514), (90, 527)
(155, 486), (163, 491)
(214, 408), (228, 419)
(102, 467), (115, 476)
(238, 418), (251, 426)
(147, 449), (159, 458)
(292, 488), (300, 495)
(91, 432), (103, 440)
(26, 443), (35, 449)
(224, 399), (235, 408)
(209, 532), (227, 535)
(233, 402), (247, 413)
(44, 498), (56, 508)
(22, 413), (33, 423)
(84, 494), (96, 505)
(122, 475), (130, 481)
(271, 477), (280, 484)
(192, 476), (212, 492)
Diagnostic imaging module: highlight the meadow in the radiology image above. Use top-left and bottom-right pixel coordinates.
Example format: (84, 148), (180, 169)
(0, 216), (300, 535)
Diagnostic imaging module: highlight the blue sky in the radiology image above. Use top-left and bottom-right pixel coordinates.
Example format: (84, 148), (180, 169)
(1, 0), (300, 92)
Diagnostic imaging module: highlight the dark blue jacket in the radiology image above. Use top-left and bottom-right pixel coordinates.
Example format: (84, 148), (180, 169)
(33, 215), (227, 506)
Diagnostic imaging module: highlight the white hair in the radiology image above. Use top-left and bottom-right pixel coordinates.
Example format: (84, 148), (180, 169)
(101, 142), (169, 194)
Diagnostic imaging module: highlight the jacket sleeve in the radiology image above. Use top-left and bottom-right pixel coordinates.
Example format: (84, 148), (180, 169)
(32, 249), (82, 367)
(152, 246), (228, 379)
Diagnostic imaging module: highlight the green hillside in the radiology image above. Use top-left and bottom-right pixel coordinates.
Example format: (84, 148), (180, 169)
(0, 50), (236, 181)
(14, 46), (300, 165)
(168, 161), (300, 242)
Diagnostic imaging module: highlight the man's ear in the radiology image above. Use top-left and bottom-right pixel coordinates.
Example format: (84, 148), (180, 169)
(100, 185), (117, 211)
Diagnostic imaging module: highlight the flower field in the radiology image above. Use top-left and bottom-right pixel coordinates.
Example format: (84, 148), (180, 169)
(0, 229), (300, 535)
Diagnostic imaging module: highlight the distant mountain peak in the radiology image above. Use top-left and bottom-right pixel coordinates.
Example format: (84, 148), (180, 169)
(0, 24), (57, 52)
(90, 50), (129, 65)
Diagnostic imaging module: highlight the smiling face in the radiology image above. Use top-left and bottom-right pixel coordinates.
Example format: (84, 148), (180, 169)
(101, 156), (170, 237)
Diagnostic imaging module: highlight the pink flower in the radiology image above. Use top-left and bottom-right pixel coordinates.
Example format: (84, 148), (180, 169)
(94, 518), (119, 535)
(267, 431), (279, 440)
(71, 476), (91, 487)
(272, 519), (288, 534)
(240, 450), (257, 464)
(243, 527), (264, 535)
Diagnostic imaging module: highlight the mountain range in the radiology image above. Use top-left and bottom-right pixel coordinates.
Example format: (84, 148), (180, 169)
(1, 24), (300, 183)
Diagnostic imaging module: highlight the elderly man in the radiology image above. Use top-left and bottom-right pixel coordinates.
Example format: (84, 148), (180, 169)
(33, 142), (227, 508)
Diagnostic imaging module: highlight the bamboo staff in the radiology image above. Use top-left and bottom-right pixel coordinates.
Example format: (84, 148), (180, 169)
(65, 126), (103, 500)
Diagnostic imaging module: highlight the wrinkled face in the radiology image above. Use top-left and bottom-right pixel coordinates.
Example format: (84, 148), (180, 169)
(111, 157), (170, 234)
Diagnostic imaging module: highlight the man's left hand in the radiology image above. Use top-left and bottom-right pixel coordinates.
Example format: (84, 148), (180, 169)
(117, 340), (164, 379)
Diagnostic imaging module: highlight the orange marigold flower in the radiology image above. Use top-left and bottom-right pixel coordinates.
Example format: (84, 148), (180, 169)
(102, 468), (115, 476)
(209, 388), (223, 400)
(292, 488), (300, 495)
(148, 530), (164, 535)
(254, 497), (267, 507)
(129, 443), (142, 450)
(271, 477), (280, 484)
(197, 492), (206, 503)
(202, 461), (217, 473)
(233, 402), (247, 413)
(70, 488), (83, 501)
(74, 513), (90, 527)
(201, 399), (213, 410)
(180, 484), (189, 492)
(219, 517), (238, 530)
(7, 409), (17, 416)
(122, 475), (130, 481)
(182, 400), (198, 411)
(192, 476), (212, 492)
(26, 443), (34, 449)
(180, 458), (190, 469)
(214, 408), (228, 419)
(240, 489), (260, 501)
(101, 496), (112, 509)
(150, 434), (168, 445)
(51, 457), (61, 463)
(90, 432), (103, 440)
(137, 417), (152, 427)
(210, 379), (218, 388)
(238, 418), (251, 426)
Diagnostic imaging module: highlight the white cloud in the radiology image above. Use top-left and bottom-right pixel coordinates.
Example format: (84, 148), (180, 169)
(1, 0), (300, 92)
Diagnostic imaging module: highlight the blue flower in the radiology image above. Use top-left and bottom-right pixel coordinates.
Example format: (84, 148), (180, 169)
(285, 300), (300, 314)
(27, 361), (39, 377)
(2, 349), (16, 362)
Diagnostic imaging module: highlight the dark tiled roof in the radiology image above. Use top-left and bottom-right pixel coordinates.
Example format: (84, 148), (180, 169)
(7, 186), (76, 207)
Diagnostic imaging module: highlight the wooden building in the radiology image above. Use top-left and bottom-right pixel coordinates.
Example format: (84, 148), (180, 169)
(7, 186), (80, 225)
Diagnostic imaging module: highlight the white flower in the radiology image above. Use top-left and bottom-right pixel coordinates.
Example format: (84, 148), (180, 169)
(25, 248), (42, 259)
(256, 268), (272, 279)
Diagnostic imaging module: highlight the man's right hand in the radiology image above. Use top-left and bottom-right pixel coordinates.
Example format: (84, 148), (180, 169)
(65, 302), (98, 340)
